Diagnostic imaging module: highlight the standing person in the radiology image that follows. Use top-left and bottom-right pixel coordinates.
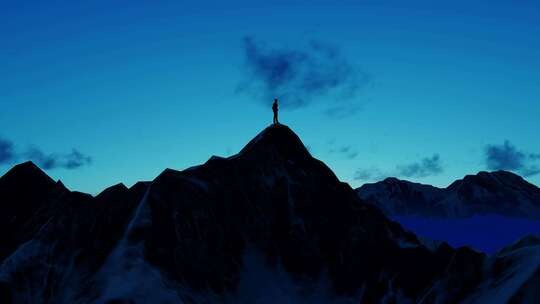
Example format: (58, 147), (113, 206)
(272, 98), (279, 125)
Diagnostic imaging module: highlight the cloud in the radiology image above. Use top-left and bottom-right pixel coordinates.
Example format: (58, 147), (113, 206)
(529, 153), (540, 160)
(0, 136), (92, 170)
(324, 104), (363, 119)
(347, 151), (359, 159)
(25, 147), (59, 170)
(520, 167), (540, 177)
(329, 145), (359, 159)
(485, 140), (540, 177)
(397, 154), (443, 178)
(25, 147), (92, 170)
(354, 154), (443, 181)
(64, 149), (93, 169)
(237, 37), (370, 113)
(0, 137), (16, 164)
(354, 168), (387, 181)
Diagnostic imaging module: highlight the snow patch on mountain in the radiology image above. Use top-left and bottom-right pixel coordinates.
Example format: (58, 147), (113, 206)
(225, 247), (359, 304)
(94, 188), (180, 303)
(0, 239), (83, 303)
(463, 239), (540, 303)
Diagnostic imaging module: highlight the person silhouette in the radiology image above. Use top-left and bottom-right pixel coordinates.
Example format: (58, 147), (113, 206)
(272, 98), (279, 125)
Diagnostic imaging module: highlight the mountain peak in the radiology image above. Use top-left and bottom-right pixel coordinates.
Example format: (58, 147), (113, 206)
(490, 170), (538, 187)
(237, 124), (311, 161)
(449, 170), (538, 193)
(8, 160), (42, 173)
(0, 161), (55, 189)
(359, 169), (540, 219)
(95, 183), (129, 200)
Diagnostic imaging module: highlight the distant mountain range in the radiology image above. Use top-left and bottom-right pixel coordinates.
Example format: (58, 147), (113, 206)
(357, 171), (540, 219)
(0, 125), (539, 303)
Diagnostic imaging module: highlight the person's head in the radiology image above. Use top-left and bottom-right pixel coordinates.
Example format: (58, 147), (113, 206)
(274, 98), (278, 103)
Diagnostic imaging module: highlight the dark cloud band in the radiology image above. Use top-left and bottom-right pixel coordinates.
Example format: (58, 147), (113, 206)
(0, 136), (91, 170)
(354, 154), (443, 181)
(397, 154), (443, 178)
(238, 36), (370, 115)
(329, 144), (359, 159)
(25, 147), (92, 170)
(485, 140), (539, 177)
(0, 137), (16, 164)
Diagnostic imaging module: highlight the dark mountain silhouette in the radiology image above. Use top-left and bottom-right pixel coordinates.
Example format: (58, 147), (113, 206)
(0, 125), (538, 303)
(357, 171), (540, 219)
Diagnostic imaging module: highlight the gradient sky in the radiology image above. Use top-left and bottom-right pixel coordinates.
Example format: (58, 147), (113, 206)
(1, 0), (540, 195)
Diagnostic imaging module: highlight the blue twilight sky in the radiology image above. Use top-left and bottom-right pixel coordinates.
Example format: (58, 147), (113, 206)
(1, 0), (540, 195)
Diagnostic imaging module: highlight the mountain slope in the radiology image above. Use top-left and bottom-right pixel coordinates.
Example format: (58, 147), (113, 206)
(357, 171), (540, 219)
(0, 125), (537, 303)
(138, 125), (456, 300)
(0, 161), (68, 263)
(0, 164), (149, 303)
(462, 235), (540, 303)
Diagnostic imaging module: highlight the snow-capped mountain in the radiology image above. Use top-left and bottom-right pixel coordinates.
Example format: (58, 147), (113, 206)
(0, 125), (538, 303)
(357, 171), (540, 218)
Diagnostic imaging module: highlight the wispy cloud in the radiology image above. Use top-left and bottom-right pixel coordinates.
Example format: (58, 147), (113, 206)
(64, 149), (92, 169)
(0, 137), (16, 164)
(485, 140), (540, 177)
(25, 147), (92, 170)
(355, 141), (540, 184)
(0, 136), (92, 170)
(25, 147), (59, 170)
(397, 154), (443, 178)
(354, 154), (443, 182)
(354, 167), (387, 181)
(237, 36), (370, 116)
(329, 145), (359, 159)
(324, 104), (363, 119)
(528, 153), (540, 160)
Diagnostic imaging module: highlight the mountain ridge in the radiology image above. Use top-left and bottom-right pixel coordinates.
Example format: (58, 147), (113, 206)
(357, 170), (540, 218)
(0, 125), (538, 303)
